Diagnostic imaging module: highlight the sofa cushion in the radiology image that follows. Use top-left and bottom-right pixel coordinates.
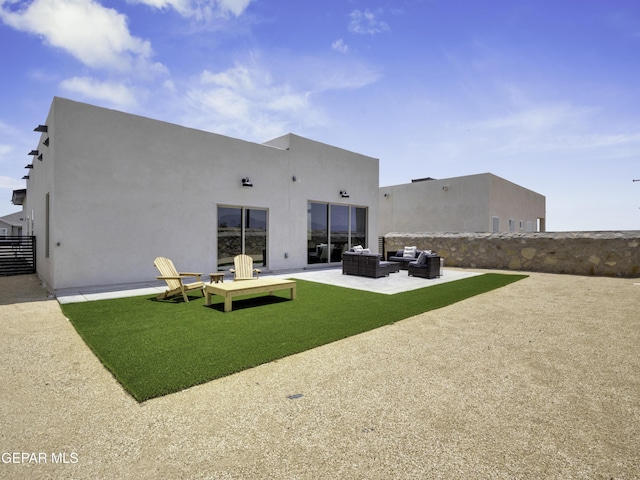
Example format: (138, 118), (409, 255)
(403, 246), (417, 258)
(416, 250), (428, 264)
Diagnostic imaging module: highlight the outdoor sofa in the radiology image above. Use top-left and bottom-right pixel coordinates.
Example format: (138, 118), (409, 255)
(387, 247), (426, 270)
(342, 248), (400, 278)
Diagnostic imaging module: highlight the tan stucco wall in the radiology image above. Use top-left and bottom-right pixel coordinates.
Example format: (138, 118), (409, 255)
(379, 173), (545, 235)
(385, 231), (640, 278)
(24, 98), (378, 290)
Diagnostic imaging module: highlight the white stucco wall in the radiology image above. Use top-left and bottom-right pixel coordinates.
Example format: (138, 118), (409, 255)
(487, 174), (546, 232)
(379, 173), (545, 235)
(25, 98), (378, 290)
(265, 134), (379, 268)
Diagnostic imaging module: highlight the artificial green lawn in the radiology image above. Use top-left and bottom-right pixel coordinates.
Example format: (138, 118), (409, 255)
(62, 274), (526, 402)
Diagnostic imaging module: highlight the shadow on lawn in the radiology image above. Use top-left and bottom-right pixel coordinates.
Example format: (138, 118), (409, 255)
(149, 293), (291, 311)
(148, 294), (205, 304)
(203, 295), (291, 312)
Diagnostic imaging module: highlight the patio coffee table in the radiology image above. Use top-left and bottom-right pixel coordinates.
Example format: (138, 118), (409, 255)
(204, 278), (296, 312)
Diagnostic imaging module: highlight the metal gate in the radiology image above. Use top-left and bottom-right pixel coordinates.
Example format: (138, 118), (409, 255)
(0, 236), (36, 276)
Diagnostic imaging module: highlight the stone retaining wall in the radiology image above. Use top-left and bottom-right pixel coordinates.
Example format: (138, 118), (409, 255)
(384, 231), (640, 278)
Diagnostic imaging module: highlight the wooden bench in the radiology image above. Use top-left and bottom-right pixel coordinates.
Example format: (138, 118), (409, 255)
(204, 278), (296, 312)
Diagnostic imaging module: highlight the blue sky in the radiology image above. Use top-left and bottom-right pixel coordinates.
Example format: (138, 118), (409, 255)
(1, 0), (639, 230)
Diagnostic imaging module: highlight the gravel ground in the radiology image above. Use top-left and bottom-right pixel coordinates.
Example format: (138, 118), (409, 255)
(0, 271), (639, 479)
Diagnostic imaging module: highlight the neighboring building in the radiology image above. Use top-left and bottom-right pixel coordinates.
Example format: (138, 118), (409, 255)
(379, 174), (545, 235)
(0, 211), (23, 236)
(17, 97), (379, 290)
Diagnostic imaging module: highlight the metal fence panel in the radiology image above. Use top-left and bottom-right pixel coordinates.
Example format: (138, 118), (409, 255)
(0, 236), (36, 276)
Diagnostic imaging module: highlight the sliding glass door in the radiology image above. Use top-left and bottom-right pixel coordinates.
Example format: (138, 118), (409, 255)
(351, 206), (367, 249)
(244, 208), (267, 265)
(307, 202), (367, 264)
(218, 206), (267, 269)
(330, 205), (349, 262)
(307, 203), (328, 264)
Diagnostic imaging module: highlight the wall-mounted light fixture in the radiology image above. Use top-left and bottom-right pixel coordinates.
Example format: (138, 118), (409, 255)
(34, 125), (48, 133)
(383, 193), (390, 198)
(292, 175), (297, 182)
(242, 177), (253, 187)
(28, 150), (38, 156)
(340, 190), (349, 198)
(442, 186), (449, 191)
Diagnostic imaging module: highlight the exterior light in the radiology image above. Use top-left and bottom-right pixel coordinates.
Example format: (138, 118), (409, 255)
(242, 177), (253, 187)
(340, 190), (349, 198)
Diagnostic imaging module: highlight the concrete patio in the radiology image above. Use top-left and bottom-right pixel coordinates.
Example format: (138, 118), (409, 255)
(55, 267), (481, 303)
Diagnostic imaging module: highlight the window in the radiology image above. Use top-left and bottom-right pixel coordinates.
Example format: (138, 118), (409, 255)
(509, 219), (516, 232)
(492, 216), (499, 233)
(217, 206), (267, 269)
(308, 202), (367, 264)
(45, 193), (50, 258)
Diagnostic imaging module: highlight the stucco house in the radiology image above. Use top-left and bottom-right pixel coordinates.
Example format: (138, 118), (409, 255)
(14, 97), (547, 292)
(0, 211), (23, 236)
(17, 97), (379, 290)
(379, 174), (546, 235)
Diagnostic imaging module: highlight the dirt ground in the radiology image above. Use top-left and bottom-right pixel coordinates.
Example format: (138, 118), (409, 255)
(1, 271), (639, 479)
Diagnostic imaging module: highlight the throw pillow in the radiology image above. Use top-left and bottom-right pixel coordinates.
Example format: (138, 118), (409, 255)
(403, 246), (417, 258)
(352, 245), (363, 253)
(416, 250), (428, 264)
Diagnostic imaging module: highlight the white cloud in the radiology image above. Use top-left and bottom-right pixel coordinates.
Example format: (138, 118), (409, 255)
(182, 52), (382, 140)
(186, 61), (325, 140)
(332, 38), (349, 53)
(60, 76), (138, 107)
(457, 99), (640, 163)
(0, 0), (166, 75)
(128, 0), (252, 19)
(312, 67), (380, 92)
(0, 121), (29, 167)
(478, 104), (594, 132)
(0, 175), (24, 190)
(0, 143), (14, 166)
(348, 9), (389, 35)
(218, 0), (251, 17)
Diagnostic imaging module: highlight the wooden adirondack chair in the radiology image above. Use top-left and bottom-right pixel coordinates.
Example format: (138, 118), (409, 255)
(229, 254), (261, 281)
(154, 256), (205, 302)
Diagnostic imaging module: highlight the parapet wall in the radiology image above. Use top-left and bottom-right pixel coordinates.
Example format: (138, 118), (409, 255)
(384, 231), (640, 278)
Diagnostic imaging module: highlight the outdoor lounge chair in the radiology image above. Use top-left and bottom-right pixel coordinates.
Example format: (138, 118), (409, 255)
(407, 252), (441, 279)
(154, 256), (205, 302)
(229, 254), (261, 280)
